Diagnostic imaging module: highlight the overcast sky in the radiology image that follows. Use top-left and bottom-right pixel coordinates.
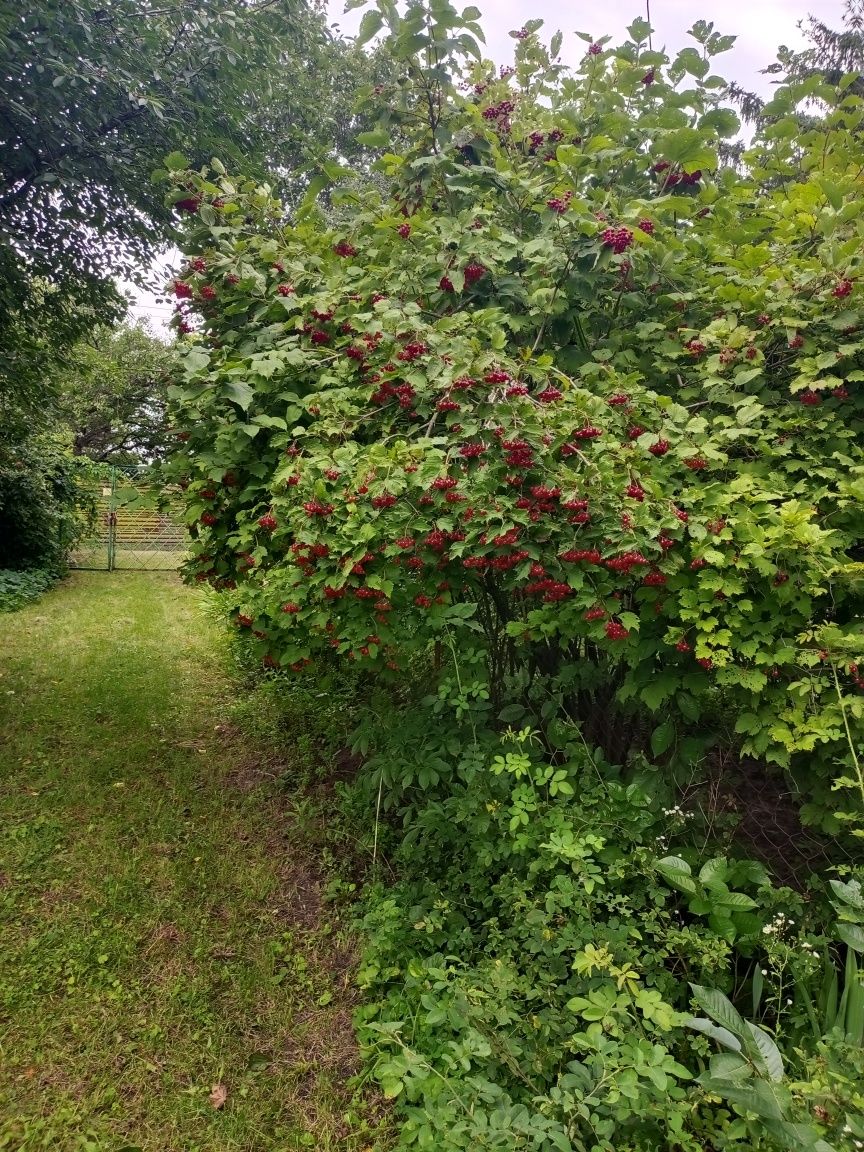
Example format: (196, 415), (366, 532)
(130, 0), (846, 331)
(327, 0), (847, 90)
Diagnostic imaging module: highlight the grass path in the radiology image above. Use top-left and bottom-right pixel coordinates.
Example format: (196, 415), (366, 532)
(0, 572), (379, 1152)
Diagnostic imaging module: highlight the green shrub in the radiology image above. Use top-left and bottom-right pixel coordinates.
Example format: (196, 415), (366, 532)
(0, 568), (56, 612)
(166, 5), (864, 834)
(0, 437), (97, 572)
(348, 684), (863, 1151)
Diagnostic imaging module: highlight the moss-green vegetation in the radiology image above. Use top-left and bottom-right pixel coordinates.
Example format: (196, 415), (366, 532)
(0, 572), (384, 1151)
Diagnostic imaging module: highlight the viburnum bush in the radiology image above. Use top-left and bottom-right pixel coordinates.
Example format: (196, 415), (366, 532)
(165, 4), (864, 825)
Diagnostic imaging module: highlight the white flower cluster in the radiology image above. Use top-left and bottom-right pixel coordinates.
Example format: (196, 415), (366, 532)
(662, 805), (693, 820)
(842, 1126), (864, 1149)
(762, 912), (794, 936)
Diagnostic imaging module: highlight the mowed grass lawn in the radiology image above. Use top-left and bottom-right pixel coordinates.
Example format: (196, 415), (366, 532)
(0, 572), (382, 1151)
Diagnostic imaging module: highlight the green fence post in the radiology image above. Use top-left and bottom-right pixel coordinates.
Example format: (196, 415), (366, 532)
(107, 466), (117, 572)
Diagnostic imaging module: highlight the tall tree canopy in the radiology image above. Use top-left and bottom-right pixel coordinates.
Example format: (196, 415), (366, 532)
(55, 322), (178, 465)
(0, 0), (384, 416)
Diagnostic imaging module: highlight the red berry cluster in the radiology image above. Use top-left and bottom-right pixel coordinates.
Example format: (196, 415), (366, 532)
(605, 620), (629, 639)
(606, 551), (648, 573)
(547, 191), (572, 214)
(560, 548), (602, 564)
(601, 227), (634, 253)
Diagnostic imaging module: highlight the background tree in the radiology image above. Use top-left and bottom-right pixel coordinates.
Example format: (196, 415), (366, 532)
(55, 322), (178, 466)
(0, 0), (379, 417)
(729, 0), (864, 122)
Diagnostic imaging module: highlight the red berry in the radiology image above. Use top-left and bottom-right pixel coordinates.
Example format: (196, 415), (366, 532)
(601, 226), (633, 253)
(257, 514), (277, 531)
(649, 439), (670, 456)
(605, 619), (629, 640)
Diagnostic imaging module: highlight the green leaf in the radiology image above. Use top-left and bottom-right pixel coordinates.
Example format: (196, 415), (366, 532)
(655, 856), (697, 895)
(837, 924), (864, 953)
(182, 349), (210, 377)
(357, 128), (391, 148)
(357, 9), (384, 45)
(742, 1020), (784, 1082)
(641, 676), (676, 711)
(698, 109), (741, 137)
(224, 381), (255, 410)
(689, 985), (747, 1039)
(699, 1077), (789, 1120)
(687, 1017), (742, 1052)
(164, 150), (189, 171)
(698, 857), (729, 885)
(651, 720), (675, 756)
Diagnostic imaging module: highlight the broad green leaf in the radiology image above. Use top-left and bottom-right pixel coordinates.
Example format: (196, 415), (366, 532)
(651, 720), (675, 756)
(837, 924), (864, 952)
(224, 381), (255, 410)
(699, 1076), (789, 1120)
(742, 1020), (784, 1082)
(686, 1016), (742, 1052)
(689, 985), (747, 1039)
(357, 9), (384, 45)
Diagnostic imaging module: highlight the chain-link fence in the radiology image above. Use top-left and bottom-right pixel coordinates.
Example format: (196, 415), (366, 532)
(69, 467), (186, 571)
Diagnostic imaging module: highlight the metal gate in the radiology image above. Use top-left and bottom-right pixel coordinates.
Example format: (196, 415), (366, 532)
(69, 467), (186, 571)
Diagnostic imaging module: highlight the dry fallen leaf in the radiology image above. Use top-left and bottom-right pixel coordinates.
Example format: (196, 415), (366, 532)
(209, 1083), (228, 1110)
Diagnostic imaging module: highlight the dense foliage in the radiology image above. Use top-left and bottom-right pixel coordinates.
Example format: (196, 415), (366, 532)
(55, 322), (178, 465)
(167, 2), (864, 1146)
(168, 7), (864, 830)
(0, 436), (96, 573)
(0, 568), (57, 613)
(0, 0), (384, 420)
